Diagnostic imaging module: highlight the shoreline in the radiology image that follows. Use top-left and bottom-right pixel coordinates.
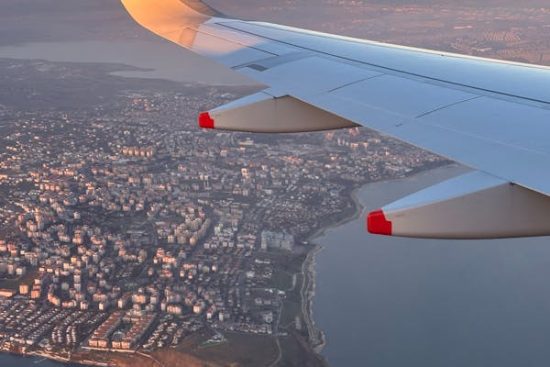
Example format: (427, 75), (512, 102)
(300, 184), (367, 356)
(0, 350), (87, 367)
(301, 162), (457, 359)
(0, 348), (112, 367)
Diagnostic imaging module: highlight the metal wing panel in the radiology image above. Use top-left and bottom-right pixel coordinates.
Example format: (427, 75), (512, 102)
(188, 29), (273, 67)
(391, 119), (550, 195)
(239, 56), (383, 95)
(328, 75), (479, 119)
(220, 21), (550, 103)
(419, 97), (550, 155)
(200, 23), (300, 57)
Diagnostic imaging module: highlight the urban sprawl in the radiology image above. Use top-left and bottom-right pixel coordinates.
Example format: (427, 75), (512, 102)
(0, 59), (445, 365)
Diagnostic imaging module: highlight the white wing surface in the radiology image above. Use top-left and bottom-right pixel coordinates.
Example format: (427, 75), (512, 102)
(122, 0), (550, 239)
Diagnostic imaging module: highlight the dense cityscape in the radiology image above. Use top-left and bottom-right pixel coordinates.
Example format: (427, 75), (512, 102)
(0, 58), (445, 366)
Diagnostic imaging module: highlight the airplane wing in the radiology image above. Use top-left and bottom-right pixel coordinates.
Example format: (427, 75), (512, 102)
(121, 0), (550, 239)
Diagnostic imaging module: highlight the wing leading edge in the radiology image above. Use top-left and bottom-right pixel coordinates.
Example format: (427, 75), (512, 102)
(121, 0), (550, 239)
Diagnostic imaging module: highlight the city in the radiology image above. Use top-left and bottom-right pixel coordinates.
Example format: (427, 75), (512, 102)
(0, 58), (445, 366)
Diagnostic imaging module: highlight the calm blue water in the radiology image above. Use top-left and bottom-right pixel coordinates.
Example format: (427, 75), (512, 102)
(314, 165), (550, 367)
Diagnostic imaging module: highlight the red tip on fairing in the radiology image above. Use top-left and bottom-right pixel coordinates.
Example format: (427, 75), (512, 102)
(198, 112), (215, 129)
(367, 209), (393, 236)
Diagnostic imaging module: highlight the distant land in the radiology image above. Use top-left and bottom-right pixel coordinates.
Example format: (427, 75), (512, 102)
(2, 0), (550, 64)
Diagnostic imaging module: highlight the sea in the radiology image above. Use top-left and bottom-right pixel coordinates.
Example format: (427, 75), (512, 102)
(0, 41), (252, 86)
(313, 164), (550, 367)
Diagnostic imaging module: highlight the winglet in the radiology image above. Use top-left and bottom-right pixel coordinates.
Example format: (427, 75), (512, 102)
(121, 0), (225, 48)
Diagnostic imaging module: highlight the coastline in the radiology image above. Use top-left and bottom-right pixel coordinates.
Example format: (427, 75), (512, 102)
(0, 350), (87, 367)
(0, 348), (115, 367)
(301, 162), (457, 359)
(301, 184), (366, 356)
